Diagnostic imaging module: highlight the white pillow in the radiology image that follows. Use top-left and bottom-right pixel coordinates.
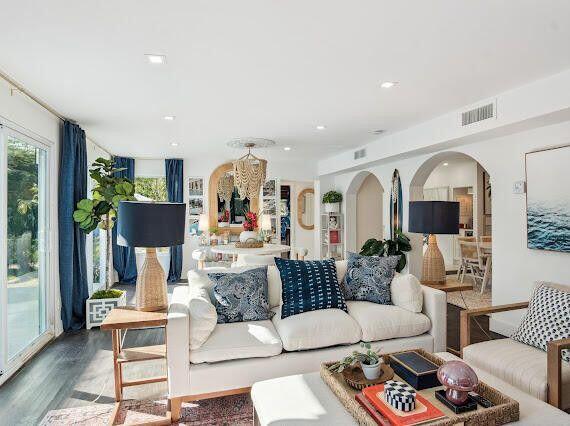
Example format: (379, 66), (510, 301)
(188, 285), (218, 350)
(391, 273), (423, 313)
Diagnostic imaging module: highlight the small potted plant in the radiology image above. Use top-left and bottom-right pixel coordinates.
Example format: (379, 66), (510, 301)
(328, 343), (383, 380)
(239, 211), (258, 243)
(209, 226), (219, 245)
(322, 190), (343, 213)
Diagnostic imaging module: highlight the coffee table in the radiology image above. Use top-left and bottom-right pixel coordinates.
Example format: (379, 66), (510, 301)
(251, 352), (569, 425)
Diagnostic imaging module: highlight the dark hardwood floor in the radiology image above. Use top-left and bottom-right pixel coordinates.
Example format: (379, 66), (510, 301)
(0, 303), (504, 424)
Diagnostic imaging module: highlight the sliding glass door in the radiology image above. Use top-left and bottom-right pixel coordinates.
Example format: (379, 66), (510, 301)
(0, 125), (51, 378)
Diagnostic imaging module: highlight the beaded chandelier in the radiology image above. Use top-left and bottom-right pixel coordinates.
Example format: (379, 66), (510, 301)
(232, 143), (268, 200)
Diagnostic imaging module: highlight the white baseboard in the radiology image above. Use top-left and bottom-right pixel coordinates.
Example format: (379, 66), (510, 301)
(489, 317), (517, 337)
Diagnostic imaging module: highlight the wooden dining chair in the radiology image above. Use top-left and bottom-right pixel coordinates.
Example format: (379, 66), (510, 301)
(457, 237), (476, 282)
(479, 235), (492, 243)
(478, 236), (492, 294)
(458, 239), (484, 285)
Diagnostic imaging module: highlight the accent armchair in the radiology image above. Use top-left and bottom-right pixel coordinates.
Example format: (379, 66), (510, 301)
(460, 300), (570, 409)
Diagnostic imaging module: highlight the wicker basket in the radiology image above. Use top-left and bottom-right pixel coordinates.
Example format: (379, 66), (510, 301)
(235, 240), (264, 249)
(320, 349), (519, 426)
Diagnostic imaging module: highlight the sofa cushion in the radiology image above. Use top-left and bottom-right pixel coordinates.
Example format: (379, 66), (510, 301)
(342, 252), (400, 304)
(346, 301), (431, 342)
(271, 305), (361, 351)
(391, 273), (423, 313)
(511, 282), (570, 361)
(188, 286), (218, 350)
(189, 320), (282, 364)
(275, 258), (348, 319)
(463, 338), (570, 409)
(208, 267), (274, 324)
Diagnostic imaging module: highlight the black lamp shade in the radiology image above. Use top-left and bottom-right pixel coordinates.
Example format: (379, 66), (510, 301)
(117, 201), (186, 247)
(408, 201), (460, 235)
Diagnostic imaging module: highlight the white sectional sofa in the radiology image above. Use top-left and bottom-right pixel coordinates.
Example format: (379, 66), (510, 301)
(166, 261), (446, 417)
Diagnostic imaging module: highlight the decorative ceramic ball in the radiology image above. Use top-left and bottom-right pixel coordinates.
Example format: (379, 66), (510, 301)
(437, 361), (478, 405)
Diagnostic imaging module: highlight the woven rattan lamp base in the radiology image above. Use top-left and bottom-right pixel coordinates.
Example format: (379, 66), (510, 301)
(421, 234), (446, 285)
(135, 248), (168, 311)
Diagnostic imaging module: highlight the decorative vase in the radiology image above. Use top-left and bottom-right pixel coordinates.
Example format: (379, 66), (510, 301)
(86, 291), (126, 329)
(239, 230), (258, 243)
(361, 360), (382, 380)
(324, 202), (340, 213)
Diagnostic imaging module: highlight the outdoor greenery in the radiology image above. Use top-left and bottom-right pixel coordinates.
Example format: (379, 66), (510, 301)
(322, 190), (343, 204)
(328, 343), (382, 373)
(135, 176), (167, 201)
(91, 289), (124, 299)
(73, 158), (136, 289)
(359, 229), (412, 272)
(7, 140), (39, 278)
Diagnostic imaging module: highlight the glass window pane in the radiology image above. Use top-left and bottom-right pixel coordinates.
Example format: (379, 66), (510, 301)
(6, 136), (47, 358)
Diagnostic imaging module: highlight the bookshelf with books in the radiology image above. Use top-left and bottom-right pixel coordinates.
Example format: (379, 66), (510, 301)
(321, 212), (344, 260)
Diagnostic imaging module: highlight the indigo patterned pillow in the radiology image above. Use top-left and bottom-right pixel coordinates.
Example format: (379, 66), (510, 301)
(274, 257), (348, 319)
(511, 283), (570, 362)
(208, 266), (274, 324)
(342, 252), (400, 304)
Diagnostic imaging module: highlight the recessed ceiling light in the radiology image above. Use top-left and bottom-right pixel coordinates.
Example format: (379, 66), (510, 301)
(316, 125), (326, 130)
(170, 142), (179, 147)
(283, 146), (291, 151)
(380, 81), (398, 89)
(146, 54), (166, 64)
(443, 162), (449, 166)
(163, 115), (175, 121)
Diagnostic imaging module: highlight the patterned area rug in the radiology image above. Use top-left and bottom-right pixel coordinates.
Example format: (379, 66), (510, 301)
(40, 394), (252, 425)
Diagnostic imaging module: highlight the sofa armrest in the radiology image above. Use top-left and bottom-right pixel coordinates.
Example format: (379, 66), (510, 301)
(547, 337), (570, 408)
(167, 286), (191, 398)
(421, 285), (446, 353)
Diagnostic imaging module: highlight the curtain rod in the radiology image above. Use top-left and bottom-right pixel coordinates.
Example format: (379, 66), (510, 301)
(1, 68), (112, 156)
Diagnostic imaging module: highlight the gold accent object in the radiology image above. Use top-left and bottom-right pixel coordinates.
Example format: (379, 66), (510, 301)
(135, 248), (168, 311)
(421, 234), (446, 285)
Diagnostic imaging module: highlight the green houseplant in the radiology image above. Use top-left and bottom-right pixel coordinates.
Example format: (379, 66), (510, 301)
(322, 190), (343, 213)
(359, 229), (412, 272)
(73, 157), (136, 290)
(328, 343), (383, 380)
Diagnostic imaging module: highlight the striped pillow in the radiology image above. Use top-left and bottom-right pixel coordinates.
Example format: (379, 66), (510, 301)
(274, 258), (348, 319)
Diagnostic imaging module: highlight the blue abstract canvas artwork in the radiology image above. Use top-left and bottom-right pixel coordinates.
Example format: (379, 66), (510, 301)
(526, 145), (570, 252)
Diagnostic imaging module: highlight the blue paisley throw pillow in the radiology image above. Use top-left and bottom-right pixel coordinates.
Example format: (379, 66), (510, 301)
(274, 257), (348, 319)
(342, 252), (400, 304)
(208, 267), (274, 324)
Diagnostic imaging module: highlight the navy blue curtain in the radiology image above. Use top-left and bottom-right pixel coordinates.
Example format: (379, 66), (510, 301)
(112, 157), (137, 283)
(58, 121), (89, 331)
(165, 159), (183, 282)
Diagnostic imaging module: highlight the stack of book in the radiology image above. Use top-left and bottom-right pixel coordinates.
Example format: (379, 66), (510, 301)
(355, 383), (445, 426)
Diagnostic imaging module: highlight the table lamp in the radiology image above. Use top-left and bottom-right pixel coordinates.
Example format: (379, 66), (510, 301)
(118, 201), (186, 311)
(261, 214), (272, 242)
(408, 201), (459, 285)
(198, 213), (210, 245)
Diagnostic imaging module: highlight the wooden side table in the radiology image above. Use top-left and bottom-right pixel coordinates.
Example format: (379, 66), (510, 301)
(100, 307), (170, 425)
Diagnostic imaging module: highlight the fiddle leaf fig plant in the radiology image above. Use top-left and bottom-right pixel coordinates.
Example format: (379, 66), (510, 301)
(73, 157), (136, 289)
(359, 229), (412, 272)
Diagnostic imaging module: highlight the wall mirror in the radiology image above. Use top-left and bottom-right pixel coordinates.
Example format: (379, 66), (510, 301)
(297, 188), (315, 230)
(209, 162), (258, 234)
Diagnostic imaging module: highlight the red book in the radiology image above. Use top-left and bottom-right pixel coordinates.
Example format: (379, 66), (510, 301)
(363, 384), (445, 426)
(355, 393), (391, 426)
(329, 230), (339, 244)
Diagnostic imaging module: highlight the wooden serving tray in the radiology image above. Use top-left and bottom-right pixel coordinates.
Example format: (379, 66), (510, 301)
(320, 349), (519, 426)
(342, 364), (394, 390)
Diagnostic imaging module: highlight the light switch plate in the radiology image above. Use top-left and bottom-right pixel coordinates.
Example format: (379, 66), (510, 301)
(513, 180), (526, 194)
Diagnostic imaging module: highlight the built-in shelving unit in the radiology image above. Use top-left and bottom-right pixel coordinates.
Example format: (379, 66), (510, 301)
(321, 213), (344, 260)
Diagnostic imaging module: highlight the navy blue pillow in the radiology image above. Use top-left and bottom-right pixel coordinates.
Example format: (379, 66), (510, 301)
(274, 258), (348, 319)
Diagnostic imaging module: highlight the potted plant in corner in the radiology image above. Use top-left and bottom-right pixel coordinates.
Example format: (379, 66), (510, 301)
(328, 343), (383, 380)
(322, 190), (343, 213)
(73, 157), (136, 329)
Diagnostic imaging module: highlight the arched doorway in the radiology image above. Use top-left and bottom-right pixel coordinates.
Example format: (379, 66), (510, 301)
(345, 171), (384, 253)
(409, 152), (493, 305)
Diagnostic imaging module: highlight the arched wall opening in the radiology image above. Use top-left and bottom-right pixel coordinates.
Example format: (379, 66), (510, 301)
(408, 151), (493, 293)
(345, 171), (384, 253)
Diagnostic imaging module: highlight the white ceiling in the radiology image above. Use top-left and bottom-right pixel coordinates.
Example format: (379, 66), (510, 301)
(2, 1), (570, 161)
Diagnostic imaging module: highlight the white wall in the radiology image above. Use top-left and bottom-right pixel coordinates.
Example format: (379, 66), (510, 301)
(356, 174), (383, 250)
(0, 78), (62, 339)
(326, 120), (570, 335)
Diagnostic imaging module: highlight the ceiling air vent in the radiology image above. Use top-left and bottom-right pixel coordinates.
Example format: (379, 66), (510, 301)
(461, 102), (495, 126)
(354, 148), (367, 160)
